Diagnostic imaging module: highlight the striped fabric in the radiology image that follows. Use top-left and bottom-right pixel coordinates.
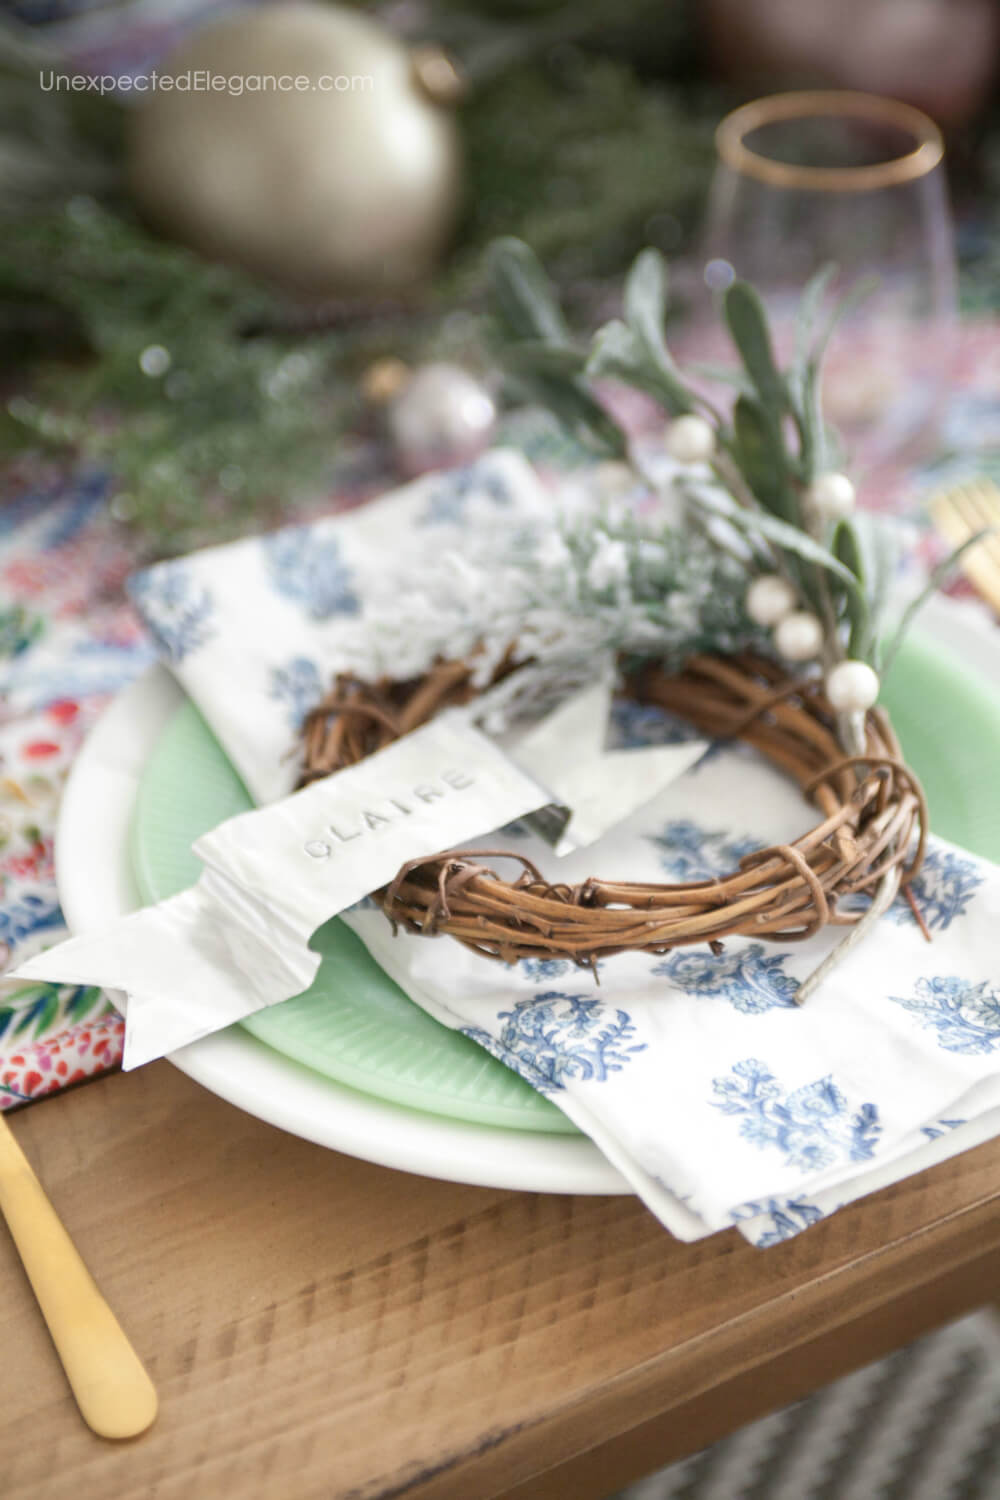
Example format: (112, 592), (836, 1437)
(621, 1313), (1000, 1500)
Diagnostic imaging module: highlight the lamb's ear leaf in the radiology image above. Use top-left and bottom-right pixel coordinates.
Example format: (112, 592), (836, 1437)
(587, 319), (694, 414)
(832, 518), (865, 583)
(724, 280), (786, 413)
(586, 320), (643, 381)
(624, 249), (670, 357)
(851, 512), (899, 631)
(833, 519), (871, 657)
(487, 237), (569, 345)
(724, 504), (868, 616)
(793, 261), (838, 368)
(504, 368), (628, 457)
(620, 249), (693, 415)
(504, 341), (588, 378)
(731, 395), (796, 522)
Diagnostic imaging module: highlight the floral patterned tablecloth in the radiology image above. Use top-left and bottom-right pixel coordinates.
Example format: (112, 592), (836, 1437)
(1, 320), (998, 1111)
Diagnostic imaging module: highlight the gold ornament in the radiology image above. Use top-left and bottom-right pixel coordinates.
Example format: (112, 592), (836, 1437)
(127, 3), (463, 295)
(360, 357), (411, 406)
(410, 45), (467, 106)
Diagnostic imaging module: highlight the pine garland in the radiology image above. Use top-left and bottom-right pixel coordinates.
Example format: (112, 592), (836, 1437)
(0, 14), (720, 552)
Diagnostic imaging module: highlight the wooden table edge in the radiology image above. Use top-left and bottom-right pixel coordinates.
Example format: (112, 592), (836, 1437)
(394, 1191), (1000, 1500)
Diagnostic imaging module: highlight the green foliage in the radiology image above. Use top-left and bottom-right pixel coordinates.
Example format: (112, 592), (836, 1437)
(0, 982), (109, 1043)
(723, 281), (786, 416)
(486, 236), (572, 344)
(487, 237), (908, 675)
(456, 54), (714, 285)
(0, 22), (720, 552)
(0, 202), (365, 552)
(832, 518), (870, 658)
(730, 395), (794, 521)
(584, 251), (696, 418)
(487, 238), (627, 454)
(0, 604), (43, 659)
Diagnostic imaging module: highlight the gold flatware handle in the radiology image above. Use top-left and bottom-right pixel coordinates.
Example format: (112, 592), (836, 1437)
(0, 1111), (157, 1439)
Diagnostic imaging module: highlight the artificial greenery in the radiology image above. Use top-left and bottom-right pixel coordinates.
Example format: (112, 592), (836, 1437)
(486, 237), (984, 686)
(0, 6), (717, 552)
(1, 198), (364, 549)
(451, 54), (715, 289)
(349, 471), (768, 729)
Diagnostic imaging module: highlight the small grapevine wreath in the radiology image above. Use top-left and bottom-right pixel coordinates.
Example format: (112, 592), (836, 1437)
(300, 653), (926, 977)
(298, 243), (973, 992)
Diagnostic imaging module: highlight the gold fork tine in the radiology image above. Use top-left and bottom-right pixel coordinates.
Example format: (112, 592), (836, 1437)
(929, 479), (1000, 615)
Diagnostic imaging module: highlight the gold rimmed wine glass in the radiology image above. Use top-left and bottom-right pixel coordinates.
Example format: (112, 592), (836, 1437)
(691, 90), (958, 491)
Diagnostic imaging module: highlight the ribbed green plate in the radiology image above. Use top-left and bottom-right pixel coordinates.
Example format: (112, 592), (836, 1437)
(130, 633), (1000, 1130)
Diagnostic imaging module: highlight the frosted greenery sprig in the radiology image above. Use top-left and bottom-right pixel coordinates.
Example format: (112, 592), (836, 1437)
(487, 238), (987, 736)
(342, 487), (768, 730)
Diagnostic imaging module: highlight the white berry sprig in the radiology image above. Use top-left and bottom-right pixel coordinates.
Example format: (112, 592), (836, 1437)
(488, 239), (986, 753)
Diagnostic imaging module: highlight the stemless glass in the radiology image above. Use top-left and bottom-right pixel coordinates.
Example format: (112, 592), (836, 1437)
(694, 91), (957, 489)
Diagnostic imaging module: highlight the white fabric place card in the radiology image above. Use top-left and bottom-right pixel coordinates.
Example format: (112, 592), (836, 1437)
(195, 710), (548, 938)
(15, 710), (552, 1067)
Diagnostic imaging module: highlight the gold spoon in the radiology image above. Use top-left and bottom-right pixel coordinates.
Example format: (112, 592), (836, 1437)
(0, 1110), (157, 1438)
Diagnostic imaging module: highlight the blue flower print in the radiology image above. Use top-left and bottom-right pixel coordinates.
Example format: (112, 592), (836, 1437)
(921, 1117), (967, 1141)
(731, 1196), (826, 1248)
(844, 846), (985, 931)
(888, 975), (1000, 1055)
(609, 700), (728, 771)
(40, 471), (108, 549)
(653, 944), (799, 1012)
(0, 893), (64, 949)
(496, 817), (533, 840)
(128, 563), (215, 663)
(711, 1058), (880, 1172)
(461, 991), (646, 1094)
(518, 957), (576, 983)
(416, 461), (512, 527)
(262, 528), (359, 619)
(269, 656), (322, 731)
(647, 820), (765, 882)
(610, 700), (705, 750)
(896, 847), (984, 931)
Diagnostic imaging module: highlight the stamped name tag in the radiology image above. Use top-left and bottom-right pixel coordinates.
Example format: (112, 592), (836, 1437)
(195, 710), (548, 939)
(13, 696), (706, 1070)
(14, 712), (550, 1070)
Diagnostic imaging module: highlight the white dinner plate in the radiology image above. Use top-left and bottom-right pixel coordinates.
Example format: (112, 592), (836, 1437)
(56, 594), (1000, 1194)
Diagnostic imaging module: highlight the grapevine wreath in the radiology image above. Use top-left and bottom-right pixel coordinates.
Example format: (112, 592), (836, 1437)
(297, 244), (974, 995)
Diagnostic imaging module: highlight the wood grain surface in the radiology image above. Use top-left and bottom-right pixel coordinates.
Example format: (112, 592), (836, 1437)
(2, 1062), (1000, 1500)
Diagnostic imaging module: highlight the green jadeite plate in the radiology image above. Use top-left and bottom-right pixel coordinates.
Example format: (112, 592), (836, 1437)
(130, 633), (1000, 1132)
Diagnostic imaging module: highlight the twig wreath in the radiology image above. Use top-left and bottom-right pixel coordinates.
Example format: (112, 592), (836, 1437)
(299, 242), (977, 994)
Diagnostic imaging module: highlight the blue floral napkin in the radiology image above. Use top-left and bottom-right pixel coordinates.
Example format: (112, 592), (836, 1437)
(127, 450), (545, 806)
(125, 450), (1000, 1246)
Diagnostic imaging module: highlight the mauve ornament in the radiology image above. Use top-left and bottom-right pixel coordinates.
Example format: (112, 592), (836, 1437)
(127, 3), (463, 295)
(702, 0), (998, 128)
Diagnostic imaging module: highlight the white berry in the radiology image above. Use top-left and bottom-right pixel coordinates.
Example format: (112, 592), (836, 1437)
(825, 660), (880, 712)
(665, 414), (715, 464)
(774, 610), (824, 662)
(807, 472), (856, 521)
(745, 574), (797, 627)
